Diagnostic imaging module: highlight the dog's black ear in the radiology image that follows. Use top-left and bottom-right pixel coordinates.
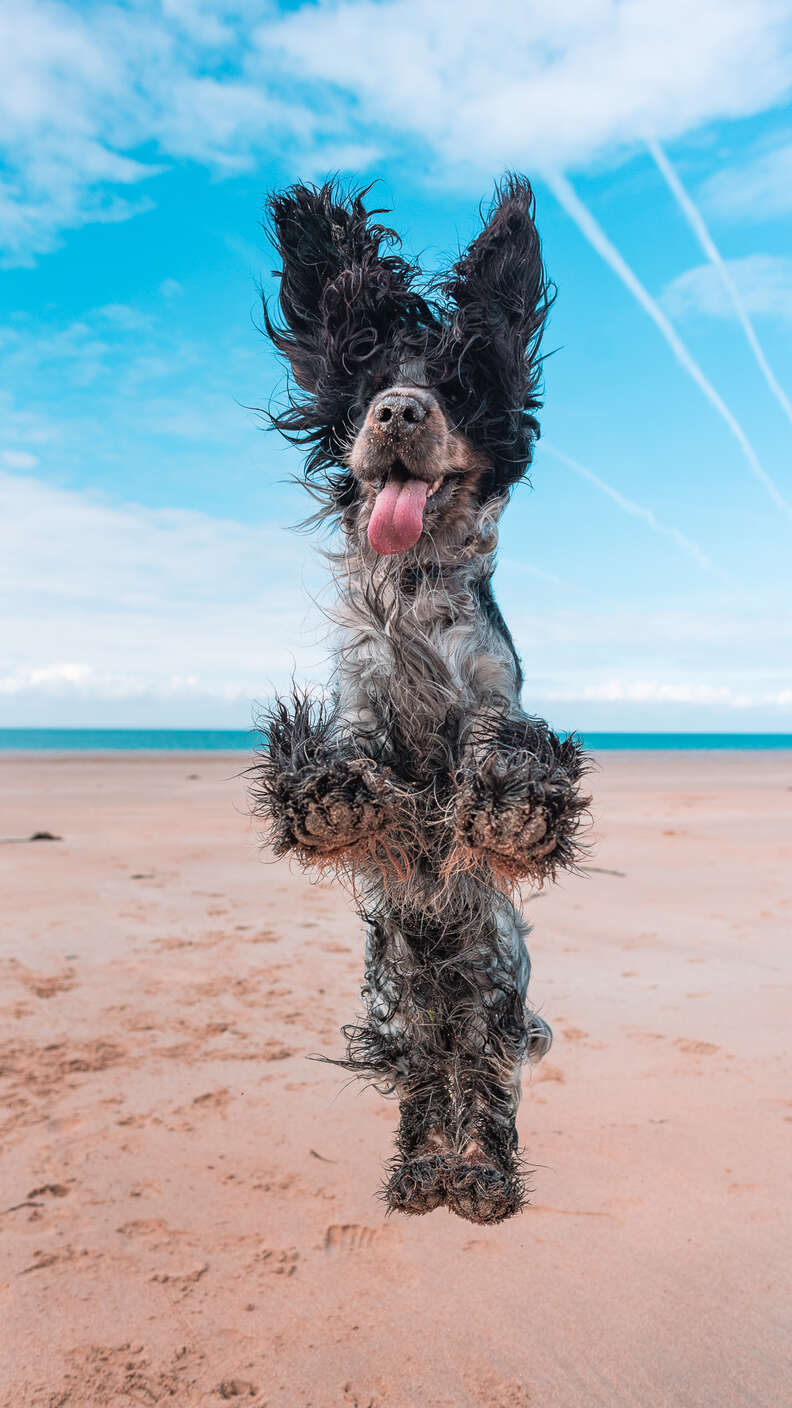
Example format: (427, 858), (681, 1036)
(263, 181), (434, 500)
(429, 175), (555, 497)
(265, 181), (384, 394)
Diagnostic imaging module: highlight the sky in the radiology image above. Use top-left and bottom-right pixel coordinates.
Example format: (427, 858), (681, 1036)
(1, 0), (792, 731)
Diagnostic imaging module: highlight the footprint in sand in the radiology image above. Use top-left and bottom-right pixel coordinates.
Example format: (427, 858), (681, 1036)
(257, 1247), (299, 1276)
(218, 1380), (258, 1399)
(61, 1342), (199, 1404)
(251, 1162), (299, 1191)
(116, 1218), (182, 1245)
(323, 1224), (397, 1254)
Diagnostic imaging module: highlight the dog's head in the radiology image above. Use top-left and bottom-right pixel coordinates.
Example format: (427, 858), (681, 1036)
(263, 177), (554, 556)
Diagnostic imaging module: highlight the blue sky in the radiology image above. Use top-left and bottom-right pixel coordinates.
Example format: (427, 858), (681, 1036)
(1, 0), (791, 729)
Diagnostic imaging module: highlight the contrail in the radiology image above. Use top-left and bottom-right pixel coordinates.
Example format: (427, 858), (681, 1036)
(541, 442), (715, 572)
(648, 137), (792, 430)
(543, 169), (792, 523)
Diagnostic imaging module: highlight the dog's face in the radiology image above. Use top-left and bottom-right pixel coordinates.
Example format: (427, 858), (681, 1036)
(348, 383), (487, 555)
(263, 177), (553, 556)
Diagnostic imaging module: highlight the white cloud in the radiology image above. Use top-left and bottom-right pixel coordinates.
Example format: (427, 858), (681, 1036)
(0, 449), (39, 470)
(261, 0), (792, 177)
(663, 254), (792, 324)
(2, 468), (790, 727)
(0, 661), (258, 701)
(0, 468), (317, 610)
(0, 468), (327, 722)
(541, 679), (792, 708)
(0, 1), (310, 263)
(0, 663), (94, 696)
(2, 0), (792, 263)
(702, 138), (792, 221)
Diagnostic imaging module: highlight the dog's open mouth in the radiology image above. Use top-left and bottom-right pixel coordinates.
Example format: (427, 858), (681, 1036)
(367, 461), (445, 556)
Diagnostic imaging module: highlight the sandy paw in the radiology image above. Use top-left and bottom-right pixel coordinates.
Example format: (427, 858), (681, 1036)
(270, 757), (402, 865)
(453, 755), (559, 882)
(445, 1159), (525, 1225)
(383, 1153), (449, 1216)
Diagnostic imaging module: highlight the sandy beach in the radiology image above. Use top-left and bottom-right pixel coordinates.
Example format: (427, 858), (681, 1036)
(1, 749), (789, 1408)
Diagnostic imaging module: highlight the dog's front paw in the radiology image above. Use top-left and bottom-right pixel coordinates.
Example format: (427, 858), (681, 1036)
(261, 755), (400, 865)
(453, 751), (584, 883)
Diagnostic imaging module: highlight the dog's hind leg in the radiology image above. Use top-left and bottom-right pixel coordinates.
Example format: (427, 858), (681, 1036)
(384, 1082), (453, 1216)
(331, 897), (551, 1223)
(443, 901), (552, 1225)
(340, 912), (455, 1216)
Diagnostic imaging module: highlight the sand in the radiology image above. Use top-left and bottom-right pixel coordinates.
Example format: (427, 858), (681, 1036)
(0, 749), (790, 1408)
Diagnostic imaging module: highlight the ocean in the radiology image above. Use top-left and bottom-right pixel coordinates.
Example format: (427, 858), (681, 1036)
(1, 729), (791, 751)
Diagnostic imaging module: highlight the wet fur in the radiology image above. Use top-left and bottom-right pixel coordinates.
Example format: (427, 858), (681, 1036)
(251, 177), (590, 1224)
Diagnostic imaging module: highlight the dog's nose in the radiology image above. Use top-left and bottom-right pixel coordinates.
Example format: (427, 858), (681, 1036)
(373, 394), (427, 431)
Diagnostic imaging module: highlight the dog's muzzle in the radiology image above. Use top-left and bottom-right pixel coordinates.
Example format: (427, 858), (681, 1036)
(362, 388), (444, 556)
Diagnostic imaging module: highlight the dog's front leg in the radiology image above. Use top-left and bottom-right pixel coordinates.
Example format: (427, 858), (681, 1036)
(453, 712), (590, 884)
(252, 691), (405, 867)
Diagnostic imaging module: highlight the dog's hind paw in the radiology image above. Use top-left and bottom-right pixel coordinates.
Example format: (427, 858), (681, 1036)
(383, 1154), (449, 1216)
(445, 1158), (525, 1224)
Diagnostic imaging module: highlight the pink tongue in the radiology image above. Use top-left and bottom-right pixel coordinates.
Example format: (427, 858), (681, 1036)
(368, 477), (429, 555)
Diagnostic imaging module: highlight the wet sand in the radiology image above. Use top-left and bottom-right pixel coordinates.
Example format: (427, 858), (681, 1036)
(1, 750), (790, 1407)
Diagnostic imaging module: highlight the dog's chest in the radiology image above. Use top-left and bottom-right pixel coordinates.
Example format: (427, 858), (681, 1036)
(334, 569), (517, 733)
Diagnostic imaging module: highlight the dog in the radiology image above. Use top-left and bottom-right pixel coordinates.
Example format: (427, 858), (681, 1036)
(252, 176), (589, 1225)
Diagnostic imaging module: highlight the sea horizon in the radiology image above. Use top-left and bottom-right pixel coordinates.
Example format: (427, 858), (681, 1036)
(1, 728), (791, 752)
